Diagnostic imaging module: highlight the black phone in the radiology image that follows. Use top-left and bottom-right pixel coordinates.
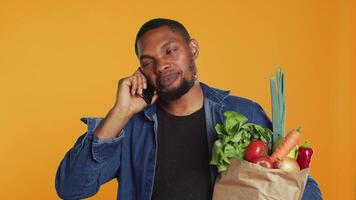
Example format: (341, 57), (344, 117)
(141, 80), (155, 104)
(139, 67), (156, 104)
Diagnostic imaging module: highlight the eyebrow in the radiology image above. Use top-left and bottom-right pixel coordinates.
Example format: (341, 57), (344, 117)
(139, 54), (154, 61)
(161, 40), (174, 49)
(139, 40), (175, 61)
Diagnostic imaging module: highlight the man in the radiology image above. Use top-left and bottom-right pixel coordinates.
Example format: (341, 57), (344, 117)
(55, 18), (322, 200)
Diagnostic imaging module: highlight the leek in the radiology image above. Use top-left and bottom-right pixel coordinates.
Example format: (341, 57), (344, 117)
(270, 67), (286, 150)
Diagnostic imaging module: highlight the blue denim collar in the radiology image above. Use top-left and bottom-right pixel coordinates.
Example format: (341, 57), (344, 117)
(143, 82), (230, 121)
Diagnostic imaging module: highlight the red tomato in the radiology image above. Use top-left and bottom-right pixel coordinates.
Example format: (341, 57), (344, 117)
(250, 156), (273, 168)
(244, 140), (268, 162)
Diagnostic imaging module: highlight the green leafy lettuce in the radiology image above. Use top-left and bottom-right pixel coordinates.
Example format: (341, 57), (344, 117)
(210, 111), (273, 172)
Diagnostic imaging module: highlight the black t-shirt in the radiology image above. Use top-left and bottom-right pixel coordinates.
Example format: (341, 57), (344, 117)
(151, 104), (212, 200)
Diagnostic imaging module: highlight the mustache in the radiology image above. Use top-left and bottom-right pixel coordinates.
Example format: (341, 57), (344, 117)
(159, 69), (181, 77)
(157, 70), (181, 84)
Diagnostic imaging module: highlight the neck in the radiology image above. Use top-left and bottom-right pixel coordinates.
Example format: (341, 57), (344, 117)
(159, 81), (204, 116)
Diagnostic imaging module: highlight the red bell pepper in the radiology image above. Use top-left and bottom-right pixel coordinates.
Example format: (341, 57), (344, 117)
(296, 141), (313, 169)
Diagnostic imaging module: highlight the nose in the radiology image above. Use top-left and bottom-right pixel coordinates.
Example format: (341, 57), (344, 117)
(155, 58), (170, 73)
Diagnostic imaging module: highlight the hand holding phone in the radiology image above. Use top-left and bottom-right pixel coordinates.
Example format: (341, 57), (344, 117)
(138, 67), (156, 105)
(97, 67), (156, 140)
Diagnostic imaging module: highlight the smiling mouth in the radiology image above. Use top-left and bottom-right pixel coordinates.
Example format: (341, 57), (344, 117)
(159, 72), (181, 88)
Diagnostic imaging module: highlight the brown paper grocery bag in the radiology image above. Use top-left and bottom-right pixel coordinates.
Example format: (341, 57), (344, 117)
(212, 158), (309, 200)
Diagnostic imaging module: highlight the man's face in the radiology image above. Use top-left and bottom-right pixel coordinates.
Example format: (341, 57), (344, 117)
(137, 26), (199, 101)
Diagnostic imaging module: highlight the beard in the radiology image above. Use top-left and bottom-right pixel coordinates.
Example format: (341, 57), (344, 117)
(156, 58), (197, 101)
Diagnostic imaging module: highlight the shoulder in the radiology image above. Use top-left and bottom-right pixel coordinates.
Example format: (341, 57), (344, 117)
(222, 94), (272, 129)
(224, 94), (259, 108)
(202, 83), (260, 110)
(222, 94), (260, 118)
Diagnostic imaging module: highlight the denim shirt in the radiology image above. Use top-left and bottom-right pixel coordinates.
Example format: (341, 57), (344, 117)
(55, 82), (322, 200)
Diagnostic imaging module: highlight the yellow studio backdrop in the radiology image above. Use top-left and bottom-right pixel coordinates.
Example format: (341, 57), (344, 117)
(0, 0), (355, 199)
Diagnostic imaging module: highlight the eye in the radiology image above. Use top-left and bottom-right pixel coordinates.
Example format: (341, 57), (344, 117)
(142, 62), (152, 68)
(166, 48), (177, 55)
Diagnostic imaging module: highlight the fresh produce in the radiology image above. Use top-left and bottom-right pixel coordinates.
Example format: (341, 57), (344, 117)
(270, 68), (286, 150)
(268, 68), (310, 173)
(273, 139), (298, 159)
(296, 141), (314, 169)
(243, 128), (304, 171)
(250, 156), (273, 168)
(244, 140), (268, 162)
(287, 146), (298, 159)
(211, 68), (315, 174)
(210, 111), (273, 172)
(274, 157), (300, 173)
(270, 127), (302, 163)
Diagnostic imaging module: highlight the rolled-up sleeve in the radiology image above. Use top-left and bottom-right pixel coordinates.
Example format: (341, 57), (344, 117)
(55, 117), (125, 200)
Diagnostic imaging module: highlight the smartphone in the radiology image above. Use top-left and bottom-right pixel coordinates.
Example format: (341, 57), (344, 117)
(141, 80), (155, 104)
(139, 67), (156, 104)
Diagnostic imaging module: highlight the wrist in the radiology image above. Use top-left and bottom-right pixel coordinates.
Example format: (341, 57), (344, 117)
(94, 105), (132, 140)
(111, 104), (134, 119)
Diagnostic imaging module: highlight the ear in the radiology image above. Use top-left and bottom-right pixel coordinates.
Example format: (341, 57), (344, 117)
(188, 39), (199, 60)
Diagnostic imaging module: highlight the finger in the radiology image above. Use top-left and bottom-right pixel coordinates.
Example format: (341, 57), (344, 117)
(135, 74), (143, 95)
(133, 67), (143, 76)
(135, 69), (147, 89)
(140, 73), (147, 89)
(130, 76), (138, 95)
(151, 92), (159, 104)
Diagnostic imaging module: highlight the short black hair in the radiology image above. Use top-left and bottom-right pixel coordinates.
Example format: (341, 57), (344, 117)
(134, 18), (191, 56)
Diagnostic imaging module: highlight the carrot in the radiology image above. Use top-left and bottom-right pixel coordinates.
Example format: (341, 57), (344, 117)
(270, 127), (302, 163)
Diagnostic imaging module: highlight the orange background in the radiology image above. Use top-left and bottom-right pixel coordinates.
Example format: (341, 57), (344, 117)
(0, 0), (355, 199)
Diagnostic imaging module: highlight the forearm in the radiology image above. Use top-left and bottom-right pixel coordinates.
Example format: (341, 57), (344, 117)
(94, 106), (133, 140)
